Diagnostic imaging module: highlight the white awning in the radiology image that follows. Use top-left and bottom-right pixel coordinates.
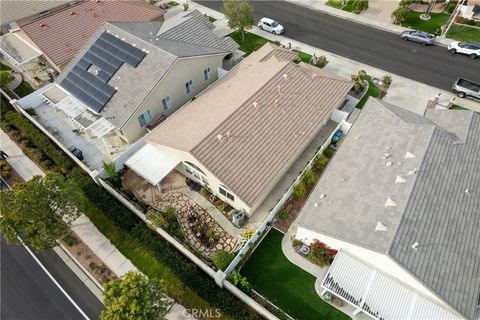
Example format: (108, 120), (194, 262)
(322, 251), (461, 320)
(125, 144), (180, 186)
(0, 32), (41, 65)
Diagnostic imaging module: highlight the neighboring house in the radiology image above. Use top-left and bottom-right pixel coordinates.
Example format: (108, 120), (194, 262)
(38, 10), (238, 144)
(0, 0), (73, 33)
(126, 43), (353, 216)
(294, 99), (480, 320)
(460, 0), (480, 19)
(0, 0), (164, 83)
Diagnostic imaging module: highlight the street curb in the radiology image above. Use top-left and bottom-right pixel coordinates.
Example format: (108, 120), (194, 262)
(57, 244), (105, 295)
(283, 0), (450, 48)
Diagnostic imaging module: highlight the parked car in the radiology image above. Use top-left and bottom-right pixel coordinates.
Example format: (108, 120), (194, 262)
(400, 30), (436, 45)
(452, 78), (480, 100)
(448, 41), (480, 59)
(68, 146), (84, 161)
(258, 17), (284, 35)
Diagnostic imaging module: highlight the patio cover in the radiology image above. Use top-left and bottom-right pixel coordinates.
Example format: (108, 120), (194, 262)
(125, 144), (180, 186)
(0, 33), (40, 65)
(322, 251), (462, 320)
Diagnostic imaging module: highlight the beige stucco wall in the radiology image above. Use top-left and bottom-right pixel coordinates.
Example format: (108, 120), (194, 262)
(148, 143), (252, 214)
(294, 225), (461, 315)
(119, 54), (225, 143)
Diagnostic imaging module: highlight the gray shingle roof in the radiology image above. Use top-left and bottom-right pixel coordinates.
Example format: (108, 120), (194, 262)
(56, 10), (237, 128)
(295, 99), (480, 319)
(157, 10), (238, 55)
(389, 111), (480, 320)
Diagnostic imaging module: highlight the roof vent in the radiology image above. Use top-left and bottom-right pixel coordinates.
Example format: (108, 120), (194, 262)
(465, 188), (470, 194)
(397, 161), (403, 166)
(319, 194), (326, 199)
(226, 131), (231, 138)
(252, 101), (258, 108)
(314, 203), (319, 207)
(216, 134), (223, 141)
(385, 198), (397, 207)
(408, 168), (418, 175)
(383, 153), (391, 159)
(386, 161), (392, 167)
(283, 73), (288, 80)
(277, 85), (282, 94)
(405, 152), (416, 159)
(375, 221), (388, 232)
(411, 242), (419, 251)
(354, 135), (361, 140)
(69, 11), (77, 16)
(395, 176), (406, 183)
(40, 23), (48, 28)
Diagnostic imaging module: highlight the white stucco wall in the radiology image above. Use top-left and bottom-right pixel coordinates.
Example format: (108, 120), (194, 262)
(120, 53), (226, 143)
(148, 143), (252, 214)
(295, 226), (454, 309)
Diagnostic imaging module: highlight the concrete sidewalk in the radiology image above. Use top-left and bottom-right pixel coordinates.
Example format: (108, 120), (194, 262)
(189, 1), (480, 115)
(1, 128), (192, 318)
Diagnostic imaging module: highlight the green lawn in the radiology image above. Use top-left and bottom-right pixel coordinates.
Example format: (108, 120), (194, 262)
(447, 24), (480, 42)
(401, 11), (449, 34)
(241, 229), (350, 320)
(356, 75), (381, 109)
(325, 0), (355, 13)
(14, 81), (34, 98)
(450, 104), (467, 110)
(229, 30), (269, 56)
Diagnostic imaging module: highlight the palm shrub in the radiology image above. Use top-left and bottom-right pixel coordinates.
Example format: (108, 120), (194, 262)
(392, 7), (410, 24)
(314, 154), (329, 171)
(382, 75), (393, 89)
(278, 208), (289, 220)
(352, 0), (368, 14)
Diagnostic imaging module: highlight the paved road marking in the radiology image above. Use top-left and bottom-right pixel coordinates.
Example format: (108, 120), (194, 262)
(18, 237), (91, 320)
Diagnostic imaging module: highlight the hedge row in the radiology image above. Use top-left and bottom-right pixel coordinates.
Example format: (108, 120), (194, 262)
(1, 103), (73, 172)
(1, 99), (260, 319)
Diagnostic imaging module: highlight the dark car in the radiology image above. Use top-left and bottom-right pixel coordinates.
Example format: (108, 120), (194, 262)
(401, 30), (436, 45)
(68, 146), (84, 161)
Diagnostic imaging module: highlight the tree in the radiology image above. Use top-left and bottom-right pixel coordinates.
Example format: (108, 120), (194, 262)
(391, 7), (410, 25)
(102, 272), (168, 320)
(223, 0), (254, 41)
(0, 173), (80, 251)
(0, 71), (14, 89)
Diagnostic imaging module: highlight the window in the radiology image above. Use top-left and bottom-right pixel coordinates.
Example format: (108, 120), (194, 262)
(184, 161), (209, 186)
(162, 96), (170, 110)
(219, 186), (235, 202)
(185, 80), (193, 94)
(203, 67), (211, 81)
(137, 110), (152, 127)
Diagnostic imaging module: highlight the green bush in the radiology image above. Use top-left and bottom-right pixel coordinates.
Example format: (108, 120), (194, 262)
(301, 169), (317, 185)
(399, 0), (418, 7)
(211, 250), (235, 271)
(352, 0), (368, 13)
(278, 209), (289, 221)
(314, 154), (329, 171)
(446, 0), (458, 13)
(292, 182), (307, 199)
(323, 148), (335, 159)
(466, 19), (477, 26)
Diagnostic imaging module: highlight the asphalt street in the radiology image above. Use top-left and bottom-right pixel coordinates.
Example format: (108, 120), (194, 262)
(1, 236), (103, 320)
(198, 0), (480, 91)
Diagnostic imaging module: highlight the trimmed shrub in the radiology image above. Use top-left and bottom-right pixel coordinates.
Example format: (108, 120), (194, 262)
(278, 209), (289, 221)
(323, 147), (335, 159)
(446, 0), (458, 13)
(293, 182), (307, 199)
(301, 169), (317, 185)
(314, 154), (329, 172)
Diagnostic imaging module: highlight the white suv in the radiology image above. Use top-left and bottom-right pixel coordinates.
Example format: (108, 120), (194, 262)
(448, 41), (480, 59)
(258, 17), (284, 35)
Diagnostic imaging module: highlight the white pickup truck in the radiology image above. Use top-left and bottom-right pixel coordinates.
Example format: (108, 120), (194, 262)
(452, 78), (480, 100)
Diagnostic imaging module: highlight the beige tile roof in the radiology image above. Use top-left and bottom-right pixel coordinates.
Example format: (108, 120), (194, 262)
(148, 43), (352, 207)
(20, 0), (164, 67)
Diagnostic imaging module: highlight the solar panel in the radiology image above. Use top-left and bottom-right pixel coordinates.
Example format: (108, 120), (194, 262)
(60, 31), (145, 113)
